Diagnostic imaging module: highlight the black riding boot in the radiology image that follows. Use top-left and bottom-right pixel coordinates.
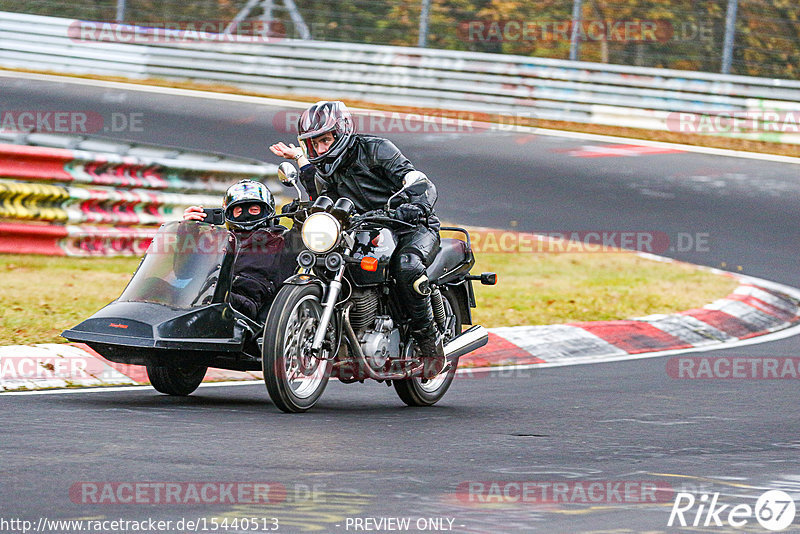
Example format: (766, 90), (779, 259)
(409, 296), (445, 379)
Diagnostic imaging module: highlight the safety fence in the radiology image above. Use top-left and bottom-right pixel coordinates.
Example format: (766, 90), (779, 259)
(0, 133), (278, 256)
(1, 11), (799, 144)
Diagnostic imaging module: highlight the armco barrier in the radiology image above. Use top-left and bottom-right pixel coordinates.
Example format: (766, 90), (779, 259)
(0, 133), (279, 256)
(0, 179), (222, 225)
(0, 11), (799, 143)
(0, 222), (158, 257)
(0, 222), (68, 255)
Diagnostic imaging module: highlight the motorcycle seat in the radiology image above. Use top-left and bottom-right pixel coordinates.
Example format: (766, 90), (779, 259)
(427, 238), (469, 283)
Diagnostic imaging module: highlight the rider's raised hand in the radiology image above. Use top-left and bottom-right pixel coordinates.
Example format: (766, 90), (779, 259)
(269, 142), (303, 160)
(183, 206), (207, 221)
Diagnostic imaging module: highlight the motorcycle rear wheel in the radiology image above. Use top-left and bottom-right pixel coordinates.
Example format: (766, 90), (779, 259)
(146, 365), (207, 396)
(394, 289), (462, 407)
(262, 284), (331, 413)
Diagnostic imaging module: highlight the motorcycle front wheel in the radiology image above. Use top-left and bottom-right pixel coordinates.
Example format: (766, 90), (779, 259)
(262, 284), (331, 413)
(394, 288), (462, 407)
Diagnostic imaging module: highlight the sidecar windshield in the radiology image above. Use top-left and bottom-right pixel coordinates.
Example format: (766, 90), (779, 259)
(118, 221), (236, 308)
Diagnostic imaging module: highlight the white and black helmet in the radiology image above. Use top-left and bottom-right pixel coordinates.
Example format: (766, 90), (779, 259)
(297, 101), (355, 178)
(223, 180), (275, 232)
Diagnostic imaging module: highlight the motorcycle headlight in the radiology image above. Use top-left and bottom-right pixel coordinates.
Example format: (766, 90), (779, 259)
(302, 212), (341, 254)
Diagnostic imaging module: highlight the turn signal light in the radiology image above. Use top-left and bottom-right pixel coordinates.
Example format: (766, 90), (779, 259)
(360, 257), (379, 272)
(467, 272), (498, 285)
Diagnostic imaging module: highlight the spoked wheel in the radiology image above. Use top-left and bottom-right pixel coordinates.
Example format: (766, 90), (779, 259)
(262, 284), (331, 413)
(394, 289), (462, 407)
(146, 364), (207, 396)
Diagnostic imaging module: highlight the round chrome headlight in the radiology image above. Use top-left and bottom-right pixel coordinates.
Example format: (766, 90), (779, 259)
(302, 212), (341, 254)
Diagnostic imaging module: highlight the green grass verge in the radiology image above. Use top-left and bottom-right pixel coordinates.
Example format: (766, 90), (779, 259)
(471, 252), (737, 327)
(1, 255), (141, 345)
(0, 251), (737, 346)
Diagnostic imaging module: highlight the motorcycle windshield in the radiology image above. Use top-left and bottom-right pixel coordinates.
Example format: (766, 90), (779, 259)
(118, 221), (235, 309)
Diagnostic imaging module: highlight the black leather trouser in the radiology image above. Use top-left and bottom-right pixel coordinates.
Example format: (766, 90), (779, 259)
(389, 226), (440, 334)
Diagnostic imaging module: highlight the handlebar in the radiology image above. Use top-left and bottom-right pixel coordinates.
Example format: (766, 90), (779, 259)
(274, 200), (313, 221)
(350, 210), (416, 229)
(276, 205), (417, 230)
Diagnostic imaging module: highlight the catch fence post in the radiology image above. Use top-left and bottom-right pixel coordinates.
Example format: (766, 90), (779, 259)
(569, 0), (583, 61)
(418, 0), (432, 48)
(721, 0), (739, 74)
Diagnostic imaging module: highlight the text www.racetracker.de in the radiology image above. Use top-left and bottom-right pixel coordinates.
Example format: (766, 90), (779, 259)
(0, 517), (280, 533)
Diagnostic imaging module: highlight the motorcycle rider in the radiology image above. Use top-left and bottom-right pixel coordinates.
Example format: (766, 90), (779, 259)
(183, 180), (297, 321)
(269, 101), (445, 378)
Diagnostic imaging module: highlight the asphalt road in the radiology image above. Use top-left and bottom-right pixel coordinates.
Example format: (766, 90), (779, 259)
(1, 74), (799, 533)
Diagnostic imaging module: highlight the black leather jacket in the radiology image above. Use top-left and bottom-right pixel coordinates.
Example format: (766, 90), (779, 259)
(228, 226), (298, 320)
(299, 135), (440, 230)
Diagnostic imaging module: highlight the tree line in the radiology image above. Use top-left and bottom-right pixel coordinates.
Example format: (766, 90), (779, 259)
(4, 0), (797, 79)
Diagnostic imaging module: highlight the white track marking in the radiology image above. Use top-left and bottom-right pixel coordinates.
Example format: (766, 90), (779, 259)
(0, 380), (263, 396)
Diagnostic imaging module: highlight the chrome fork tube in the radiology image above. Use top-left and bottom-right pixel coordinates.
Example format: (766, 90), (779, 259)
(311, 250), (349, 352)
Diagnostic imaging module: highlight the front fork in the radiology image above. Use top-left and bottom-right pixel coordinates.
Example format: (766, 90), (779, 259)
(311, 250), (349, 353)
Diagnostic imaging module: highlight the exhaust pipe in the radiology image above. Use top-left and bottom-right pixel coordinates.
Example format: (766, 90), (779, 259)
(444, 325), (488, 362)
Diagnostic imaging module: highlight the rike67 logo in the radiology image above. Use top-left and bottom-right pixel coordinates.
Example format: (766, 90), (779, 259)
(668, 490), (796, 531)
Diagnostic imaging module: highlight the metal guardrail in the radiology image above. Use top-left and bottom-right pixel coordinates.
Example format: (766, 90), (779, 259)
(0, 132), (280, 256)
(0, 11), (798, 144)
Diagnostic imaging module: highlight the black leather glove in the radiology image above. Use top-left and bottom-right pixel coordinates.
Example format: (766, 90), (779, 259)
(281, 200), (300, 214)
(395, 203), (427, 224)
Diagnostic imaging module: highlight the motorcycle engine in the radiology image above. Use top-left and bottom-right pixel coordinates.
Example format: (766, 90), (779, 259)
(350, 288), (379, 331)
(359, 316), (400, 369)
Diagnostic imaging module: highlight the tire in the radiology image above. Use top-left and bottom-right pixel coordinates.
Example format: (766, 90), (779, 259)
(262, 284), (331, 413)
(146, 364), (207, 396)
(394, 289), (462, 407)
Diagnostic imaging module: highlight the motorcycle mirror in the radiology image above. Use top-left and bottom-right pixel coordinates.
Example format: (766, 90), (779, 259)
(277, 162), (298, 185)
(402, 170), (427, 189)
(277, 162), (302, 200)
(386, 171), (430, 210)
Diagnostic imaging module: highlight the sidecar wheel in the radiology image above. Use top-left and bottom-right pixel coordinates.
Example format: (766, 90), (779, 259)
(146, 365), (207, 396)
(394, 289), (462, 407)
(262, 284), (331, 413)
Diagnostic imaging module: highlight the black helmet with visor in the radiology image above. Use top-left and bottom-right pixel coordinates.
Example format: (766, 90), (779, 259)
(297, 101), (355, 178)
(223, 180), (275, 232)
